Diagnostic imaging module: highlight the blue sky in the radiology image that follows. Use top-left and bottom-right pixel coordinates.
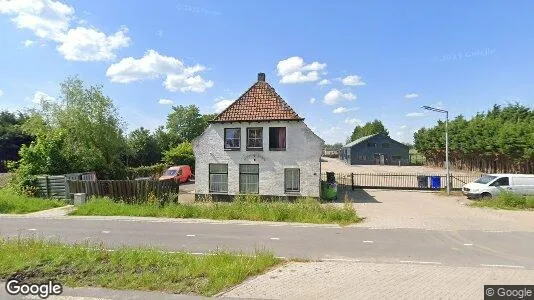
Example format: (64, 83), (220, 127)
(1, 0), (533, 144)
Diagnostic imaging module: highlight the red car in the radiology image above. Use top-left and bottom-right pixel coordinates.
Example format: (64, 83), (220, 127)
(159, 165), (193, 183)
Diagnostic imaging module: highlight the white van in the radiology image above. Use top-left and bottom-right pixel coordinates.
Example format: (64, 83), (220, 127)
(462, 174), (534, 199)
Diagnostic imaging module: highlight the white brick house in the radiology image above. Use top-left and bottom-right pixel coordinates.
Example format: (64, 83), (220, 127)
(193, 73), (324, 199)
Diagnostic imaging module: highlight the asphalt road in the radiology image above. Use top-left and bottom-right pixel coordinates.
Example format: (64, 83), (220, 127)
(1, 216), (533, 269)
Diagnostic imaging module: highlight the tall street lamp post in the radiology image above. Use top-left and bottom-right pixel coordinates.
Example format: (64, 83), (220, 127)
(422, 106), (450, 195)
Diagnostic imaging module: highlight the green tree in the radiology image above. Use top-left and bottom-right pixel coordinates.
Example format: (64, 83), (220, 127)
(162, 142), (195, 169)
(166, 105), (210, 142)
(125, 127), (161, 167)
(414, 103), (534, 173)
(0, 111), (33, 172)
(16, 77), (128, 180)
(349, 119), (389, 142)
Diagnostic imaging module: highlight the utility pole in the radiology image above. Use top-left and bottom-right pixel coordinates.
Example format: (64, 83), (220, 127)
(422, 106), (450, 195)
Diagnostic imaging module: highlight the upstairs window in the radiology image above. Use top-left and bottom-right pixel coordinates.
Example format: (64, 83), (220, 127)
(224, 128), (241, 150)
(247, 127), (263, 150)
(269, 127), (286, 151)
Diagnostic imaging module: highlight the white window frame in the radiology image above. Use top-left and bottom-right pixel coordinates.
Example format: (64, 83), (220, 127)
(284, 168), (300, 193)
(209, 164), (228, 193)
(239, 164), (259, 194)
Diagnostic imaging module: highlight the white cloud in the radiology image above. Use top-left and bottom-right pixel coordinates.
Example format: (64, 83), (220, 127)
(405, 93), (419, 99)
(276, 56), (326, 84)
(157, 29), (163, 37)
(318, 79), (330, 86)
(0, 89), (3, 97)
(1, 0), (74, 41)
(406, 112), (425, 117)
(106, 50), (213, 93)
(309, 97), (316, 104)
(32, 91), (54, 103)
(158, 98), (173, 105)
(341, 75), (366, 86)
(396, 131), (403, 136)
(400, 125), (407, 129)
(323, 89), (356, 105)
(213, 99), (233, 113)
(57, 26), (130, 61)
(344, 118), (363, 126)
(164, 73), (214, 93)
(0, 0), (130, 61)
(22, 39), (35, 47)
(333, 107), (359, 114)
(435, 101), (444, 109)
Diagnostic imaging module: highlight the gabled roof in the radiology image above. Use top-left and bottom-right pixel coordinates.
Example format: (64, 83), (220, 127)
(343, 134), (379, 148)
(343, 133), (410, 149)
(211, 73), (304, 123)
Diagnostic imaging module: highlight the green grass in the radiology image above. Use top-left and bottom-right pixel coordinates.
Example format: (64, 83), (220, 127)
(0, 237), (280, 296)
(470, 192), (534, 210)
(0, 188), (65, 214)
(70, 196), (360, 225)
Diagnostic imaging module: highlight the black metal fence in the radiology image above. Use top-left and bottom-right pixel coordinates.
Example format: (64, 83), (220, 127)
(321, 172), (482, 191)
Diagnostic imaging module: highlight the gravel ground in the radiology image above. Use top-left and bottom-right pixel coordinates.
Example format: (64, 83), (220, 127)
(321, 157), (478, 175)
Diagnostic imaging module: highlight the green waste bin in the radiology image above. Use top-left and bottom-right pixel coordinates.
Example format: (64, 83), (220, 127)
(321, 172), (338, 201)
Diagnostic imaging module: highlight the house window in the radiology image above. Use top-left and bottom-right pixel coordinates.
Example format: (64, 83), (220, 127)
(269, 127), (286, 150)
(209, 164), (228, 193)
(224, 128), (241, 150)
(285, 168), (300, 193)
(247, 127), (263, 150)
(382, 143), (390, 148)
(239, 164), (259, 194)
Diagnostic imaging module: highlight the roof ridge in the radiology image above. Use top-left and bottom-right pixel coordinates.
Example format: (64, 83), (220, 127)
(212, 75), (303, 123)
(213, 80), (258, 121)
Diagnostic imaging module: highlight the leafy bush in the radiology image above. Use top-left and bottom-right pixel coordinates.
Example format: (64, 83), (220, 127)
(471, 191), (534, 210)
(125, 163), (167, 179)
(163, 142), (195, 169)
(501, 191), (527, 207)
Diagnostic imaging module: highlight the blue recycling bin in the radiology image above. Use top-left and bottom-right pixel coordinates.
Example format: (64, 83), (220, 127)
(430, 176), (441, 189)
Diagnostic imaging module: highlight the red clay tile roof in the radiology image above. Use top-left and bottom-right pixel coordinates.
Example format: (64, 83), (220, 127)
(212, 73), (304, 123)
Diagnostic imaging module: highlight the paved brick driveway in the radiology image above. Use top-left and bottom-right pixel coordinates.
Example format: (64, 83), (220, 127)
(222, 261), (534, 300)
(338, 189), (534, 231)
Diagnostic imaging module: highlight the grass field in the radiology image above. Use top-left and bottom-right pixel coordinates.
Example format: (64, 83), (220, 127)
(0, 238), (280, 296)
(0, 189), (65, 214)
(470, 192), (534, 210)
(71, 196), (360, 225)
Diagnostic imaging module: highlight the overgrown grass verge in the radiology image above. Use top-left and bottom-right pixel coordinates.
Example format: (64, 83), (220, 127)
(470, 192), (534, 210)
(70, 196), (360, 225)
(0, 188), (65, 214)
(0, 238), (280, 296)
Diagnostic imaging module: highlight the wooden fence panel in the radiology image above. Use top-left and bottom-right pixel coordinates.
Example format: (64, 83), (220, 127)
(67, 179), (179, 203)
